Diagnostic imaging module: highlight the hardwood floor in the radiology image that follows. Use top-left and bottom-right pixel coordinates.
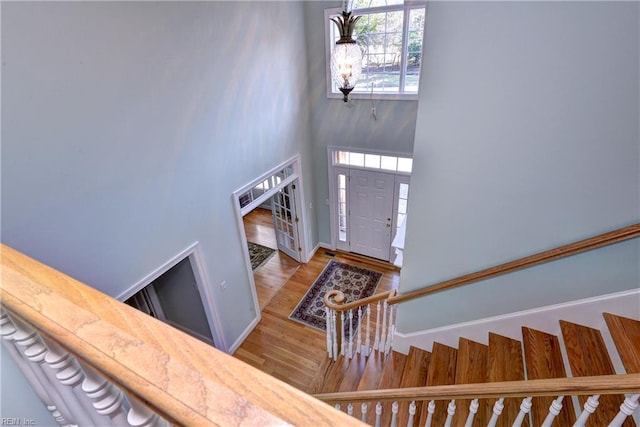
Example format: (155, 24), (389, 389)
(243, 208), (300, 310)
(234, 246), (401, 393)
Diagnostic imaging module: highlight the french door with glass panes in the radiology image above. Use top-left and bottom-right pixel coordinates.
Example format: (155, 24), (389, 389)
(334, 167), (410, 262)
(271, 182), (301, 262)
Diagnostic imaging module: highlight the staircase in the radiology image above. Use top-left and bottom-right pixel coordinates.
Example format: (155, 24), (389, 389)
(312, 312), (640, 426)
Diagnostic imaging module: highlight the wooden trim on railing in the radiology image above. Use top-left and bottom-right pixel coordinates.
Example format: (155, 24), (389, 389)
(387, 223), (640, 305)
(313, 373), (640, 403)
(324, 289), (397, 311)
(0, 244), (365, 427)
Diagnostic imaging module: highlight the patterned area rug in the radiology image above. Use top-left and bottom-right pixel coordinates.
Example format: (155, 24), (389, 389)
(247, 242), (276, 270)
(289, 260), (382, 332)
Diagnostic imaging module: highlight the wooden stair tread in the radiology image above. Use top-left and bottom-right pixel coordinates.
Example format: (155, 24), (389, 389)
(396, 346), (431, 427)
(357, 352), (386, 391)
(319, 356), (351, 393)
(560, 320), (635, 427)
(377, 351), (407, 427)
(417, 342), (458, 427)
(522, 327), (576, 426)
(452, 338), (488, 427)
(338, 353), (368, 392)
(603, 312), (640, 374)
(356, 352), (386, 425)
(488, 333), (528, 427)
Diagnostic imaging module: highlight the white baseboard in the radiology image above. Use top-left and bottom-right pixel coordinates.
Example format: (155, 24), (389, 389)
(394, 288), (640, 375)
(228, 314), (260, 354)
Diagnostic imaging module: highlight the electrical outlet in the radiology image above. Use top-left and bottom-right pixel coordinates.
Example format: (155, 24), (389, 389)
(220, 280), (227, 290)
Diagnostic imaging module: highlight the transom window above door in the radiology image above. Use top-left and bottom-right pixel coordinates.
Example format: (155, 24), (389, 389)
(332, 149), (413, 174)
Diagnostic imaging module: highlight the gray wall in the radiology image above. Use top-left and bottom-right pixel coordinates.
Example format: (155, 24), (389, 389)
(398, 1), (640, 332)
(1, 1), (313, 349)
(303, 1), (419, 244)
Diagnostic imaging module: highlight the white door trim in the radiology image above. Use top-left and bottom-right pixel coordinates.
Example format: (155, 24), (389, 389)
(327, 147), (412, 260)
(231, 155), (309, 325)
(116, 241), (227, 352)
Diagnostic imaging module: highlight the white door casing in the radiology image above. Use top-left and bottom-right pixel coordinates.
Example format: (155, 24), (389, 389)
(349, 169), (395, 261)
(271, 183), (301, 262)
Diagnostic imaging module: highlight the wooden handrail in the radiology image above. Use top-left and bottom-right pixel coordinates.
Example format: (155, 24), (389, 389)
(313, 373), (640, 403)
(0, 244), (365, 426)
(324, 289), (397, 311)
(388, 223), (640, 305)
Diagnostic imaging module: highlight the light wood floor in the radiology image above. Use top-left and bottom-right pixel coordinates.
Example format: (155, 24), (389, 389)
(234, 243), (401, 393)
(243, 208), (301, 310)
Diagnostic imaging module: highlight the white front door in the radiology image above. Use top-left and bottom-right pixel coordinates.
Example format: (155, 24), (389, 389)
(349, 169), (395, 261)
(271, 182), (301, 262)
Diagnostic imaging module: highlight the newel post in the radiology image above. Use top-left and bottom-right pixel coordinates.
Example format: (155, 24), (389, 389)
(324, 290), (346, 360)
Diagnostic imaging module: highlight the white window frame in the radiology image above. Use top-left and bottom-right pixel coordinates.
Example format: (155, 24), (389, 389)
(325, 0), (428, 101)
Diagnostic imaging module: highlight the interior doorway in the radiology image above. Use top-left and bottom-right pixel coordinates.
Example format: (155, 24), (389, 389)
(233, 155), (310, 319)
(243, 204), (300, 310)
(123, 245), (222, 348)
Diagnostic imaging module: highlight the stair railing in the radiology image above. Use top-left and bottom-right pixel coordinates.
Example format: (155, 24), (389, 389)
(0, 244), (364, 427)
(323, 223), (640, 360)
(313, 374), (640, 427)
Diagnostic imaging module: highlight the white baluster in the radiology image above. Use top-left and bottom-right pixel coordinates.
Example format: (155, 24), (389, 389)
(347, 403), (354, 417)
(608, 394), (639, 427)
(375, 402), (382, 427)
(79, 362), (129, 425)
(43, 337), (105, 426)
(573, 395), (600, 427)
(373, 301), (381, 352)
(385, 323), (395, 356)
(10, 313), (81, 425)
(356, 307), (362, 355)
(385, 305), (396, 354)
(541, 396), (564, 427)
(487, 397), (504, 427)
(0, 309), (65, 425)
(340, 311), (346, 356)
(335, 403), (341, 411)
(425, 400), (435, 427)
(126, 393), (170, 427)
(464, 399), (479, 427)
(407, 401), (416, 427)
(390, 401), (399, 427)
(379, 301), (388, 351)
(444, 399), (456, 427)
(331, 310), (340, 361)
(325, 307), (333, 359)
(512, 397), (532, 427)
(348, 309), (354, 359)
(365, 304), (371, 356)
(361, 402), (368, 422)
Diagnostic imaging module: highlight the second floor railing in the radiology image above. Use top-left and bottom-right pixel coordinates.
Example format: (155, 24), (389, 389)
(0, 244), (364, 426)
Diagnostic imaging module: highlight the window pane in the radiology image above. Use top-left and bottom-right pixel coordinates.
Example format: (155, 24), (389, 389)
(353, 0), (403, 8)
(399, 183), (409, 199)
(338, 174), (346, 188)
(354, 10), (404, 93)
(405, 8), (425, 92)
(398, 198), (407, 214)
(335, 151), (349, 165)
(339, 188), (346, 204)
(397, 213), (406, 226)
(349, 152), (365, 167)
(364, 154), (381, 168)
(380, 155), (397, 171)
(397, 157), (413, 172)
